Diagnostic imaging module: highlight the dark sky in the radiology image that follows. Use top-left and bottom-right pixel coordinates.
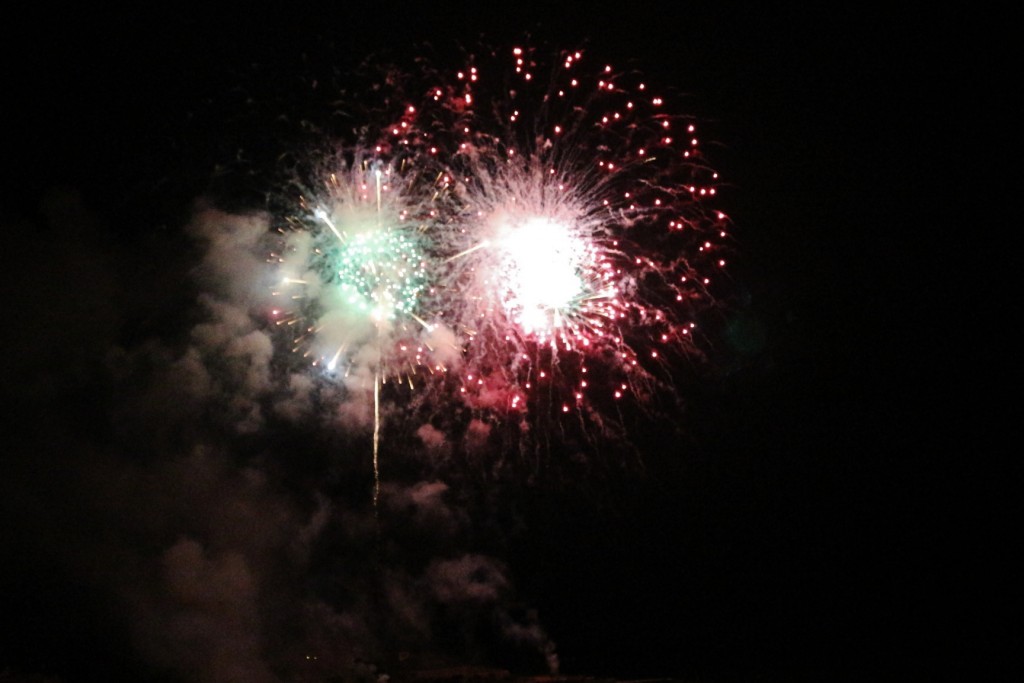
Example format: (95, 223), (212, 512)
(0, 5), (1009, 683)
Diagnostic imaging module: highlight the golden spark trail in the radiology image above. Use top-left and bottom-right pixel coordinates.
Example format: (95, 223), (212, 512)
(373, 367), (381, 513)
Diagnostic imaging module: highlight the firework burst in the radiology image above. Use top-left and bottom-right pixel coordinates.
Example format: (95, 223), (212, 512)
(269, 152), (461, 387)
(417, 45), (730, 425)
(267, 43), (730, 463)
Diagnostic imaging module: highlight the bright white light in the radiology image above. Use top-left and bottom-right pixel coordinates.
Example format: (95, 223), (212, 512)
(495, 217), (584, 336)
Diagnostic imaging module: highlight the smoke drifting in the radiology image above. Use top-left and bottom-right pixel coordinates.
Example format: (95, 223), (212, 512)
(0, 196), (558, 682)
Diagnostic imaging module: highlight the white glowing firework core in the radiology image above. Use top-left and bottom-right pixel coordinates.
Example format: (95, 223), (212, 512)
(495, 217), (586, 337)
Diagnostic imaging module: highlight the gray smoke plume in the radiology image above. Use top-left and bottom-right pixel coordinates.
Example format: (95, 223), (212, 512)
(0, 194), (558, 682)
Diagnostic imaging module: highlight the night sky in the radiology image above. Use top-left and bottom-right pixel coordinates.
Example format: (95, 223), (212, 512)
(1, 5), (1009, 683)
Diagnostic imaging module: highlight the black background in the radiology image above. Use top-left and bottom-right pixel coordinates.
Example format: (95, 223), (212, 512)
(1, 4), (1011, 682)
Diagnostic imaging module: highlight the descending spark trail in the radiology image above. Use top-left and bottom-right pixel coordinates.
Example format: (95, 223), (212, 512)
(373, 367), (381, 509)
